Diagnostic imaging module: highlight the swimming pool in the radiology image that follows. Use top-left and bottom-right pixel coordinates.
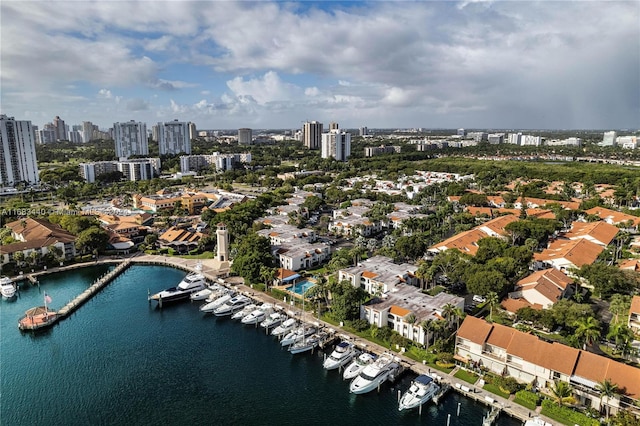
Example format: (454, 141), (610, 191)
(286, 280), (316, 296)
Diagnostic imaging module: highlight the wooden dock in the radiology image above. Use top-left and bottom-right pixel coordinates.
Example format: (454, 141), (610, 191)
(56, 260), (132, 319)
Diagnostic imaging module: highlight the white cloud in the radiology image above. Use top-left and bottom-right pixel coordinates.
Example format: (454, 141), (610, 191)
(226, 71), (301, 105)
(98, 89), (113, 99)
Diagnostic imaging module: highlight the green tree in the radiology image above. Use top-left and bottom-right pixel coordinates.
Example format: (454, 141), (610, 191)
(259, 265), (276, 291)
(596, 379), (618, 420)
(549, 380), (574, 407)
(230, 233), (274, 284)
(75, 226), (109, 254)
(327, 280), (367, 322)
(12, 251), (25, 267)
(421, 319), (436, 351)
(574, 316), (601, 350)
(487, 291), (499, 321)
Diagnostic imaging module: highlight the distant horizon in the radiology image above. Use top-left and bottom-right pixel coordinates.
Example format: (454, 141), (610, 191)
(2, 1), (638, 129)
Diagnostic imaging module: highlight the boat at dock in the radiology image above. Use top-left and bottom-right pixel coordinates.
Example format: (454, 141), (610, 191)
(271, 317), (297, 336)
(343, 352), (376, 380)
(231, 303), (258, 320)
(289, 331), (326, 355)
(524, 417), (553, 426)
(260, 312), (284, 330)
(149, 271), (207, 303)
(398, 374), (440, 411)
(280, 326), (316, 347)
(190, 284), (222, 301)
(349, 354), (398, 394)
(213, 295), (252, 316)
(1, 276), (17, 299)
(241, 304), (273, 325)
(199, 291), (235, 314)
(323, 341), (359, 370)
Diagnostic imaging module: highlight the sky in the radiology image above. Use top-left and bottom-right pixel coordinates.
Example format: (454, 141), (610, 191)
(1, 1), (639, 131)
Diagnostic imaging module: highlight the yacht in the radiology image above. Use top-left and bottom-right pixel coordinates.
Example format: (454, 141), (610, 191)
(524, 418), (553, 426)
(349, 354), (396, 394)
(199, 291), (235, 314)
(260, 312), (284, 330)
(149, 271), (207, 303)
(398, 375), (440, 411)
(280, 326), (316, 347)
(190, 284), (222, 301)
(271, 318), (297, 336)
(323, 341), (359, 370)
(231, 304), (258, 320)
(1, 276), (16, 299)
(343, 352), (376, 380)
(289, 332), (323, 354)
(213, 295), (252, 317)
(241, 307), (270, 325)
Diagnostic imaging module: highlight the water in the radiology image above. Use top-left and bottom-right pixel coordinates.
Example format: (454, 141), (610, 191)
(1, 266), (522, 426)
(287, 280), (316, 296)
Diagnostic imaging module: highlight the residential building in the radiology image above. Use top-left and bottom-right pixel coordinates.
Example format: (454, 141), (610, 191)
(339, 255), (419, 294)
(321, 129), (351, 161)
(257, 225), (328, 271)
(546, 137), (582, 147)
(617, 136), (638, 149)
(467, 132), (488, 142)
(364, 145), (401, 157)
(188, 122), (197, 140)
(1, 218), (76, 265)
(238, 128), (252, 145)
(487, 133), (504, 144)
(329, 122), (339, 131)
(329, 204), (382, 236)
(134, 190), (207, 214)
(583, 207), (640, 231)
(629, 296), (640, 334)
(82, 121), (95, 143)
(67, 128), (82, 143)
(158, 226), (205, 253)
(38, 128), (56, 144)
(303, 121), (323, 149)
(507, 133), (522, 145)
(157, 120), (190, 155)
(457, 128), (466, 136)
(79, 158), (160, 183)
(504, 268), (575, 312)
(429, 215), (519, 256)
(113, 120), (148, 158)
(565, 221), (619, 247)
(179, 152), (251, 173)
(520, 134), (542, 146)
(456, 316), (640, 415)
(533, 238), (604, 272)
(53, 116), (66, 141)
(0, 114), (39, 186)
(602, 131), (617, 146)
(359, 127), (368, 136)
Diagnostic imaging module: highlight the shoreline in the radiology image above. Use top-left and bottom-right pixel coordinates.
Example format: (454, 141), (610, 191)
(23, 255), (551, 424)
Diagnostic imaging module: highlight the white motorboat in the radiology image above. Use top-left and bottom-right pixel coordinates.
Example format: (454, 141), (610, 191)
(213, 295), (252, 316)
(349, 354), (396, 394)
(190, 284), (222, 301)
(149, 271), (207, 303)
(398, 375), (440, 411)
(241, 308), (268, 325)
(323, 341), (359, 370)
(199, 291), (235, 313)
(524, 417), (553, 426)
(280, 326), (316, 347)
(260, 312), (284, 330)
(343, 352), (376, 380)
(1, 276), (17, 299)
(271, 318), (297, 336)
(289, 333), (322, 354)
(231, 304), (258, 320)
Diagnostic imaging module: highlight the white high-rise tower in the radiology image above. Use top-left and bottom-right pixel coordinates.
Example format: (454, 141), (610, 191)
(0, 115), (39, 186)
(113, 120), (148, 158)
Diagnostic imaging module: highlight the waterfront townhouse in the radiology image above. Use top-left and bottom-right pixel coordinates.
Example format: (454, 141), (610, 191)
(455, 316), (640, 415)
(338, 255), (419, 294)
(629, 296), (640, 335)
(273, 241), (330, 271)
(564, 221), (619, 247)
(503, 268), (575, 312)
(583, 207), (640, 232)
(533, 238), (603, 273)
(1, 218), (76, 265)
(361, 285), (464, 346)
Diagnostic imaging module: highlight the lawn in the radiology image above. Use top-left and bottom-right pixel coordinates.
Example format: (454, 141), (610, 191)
(454, 369), (479, 385)
(177, 251), (216, 259)
(483, 383), (511, 399)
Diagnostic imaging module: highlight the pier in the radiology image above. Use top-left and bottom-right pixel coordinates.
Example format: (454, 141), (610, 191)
(56, 260), (131, 319)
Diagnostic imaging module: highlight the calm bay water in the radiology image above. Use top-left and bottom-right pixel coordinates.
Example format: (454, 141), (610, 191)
(1, 265), (522, 426)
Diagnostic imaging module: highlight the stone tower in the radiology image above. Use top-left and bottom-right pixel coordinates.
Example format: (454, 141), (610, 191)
(216, 222), (229, 262)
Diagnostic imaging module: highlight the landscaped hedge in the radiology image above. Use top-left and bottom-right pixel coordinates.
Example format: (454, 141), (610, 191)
(540, 399), (599, 426)
(514, 390), (540, 410)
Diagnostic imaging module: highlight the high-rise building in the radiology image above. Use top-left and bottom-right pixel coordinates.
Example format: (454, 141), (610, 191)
(157, 120), (190, 155)
(487, 133), (504, 144)
(113, 120), (148, 158)
(457, 128), (466, 136)
(238, 128), (252, 145)
(53, 116), (66, 141)
(602, 131), (617, 146)
(188, 122), (197, 140)
(321, 129), (351, 161)
(82, 121), (94, 143)
(0, 114), (39, 186)
(68, 129), (82, 143)
(359, 127), (368, 136)
(38, 128), (56, 144)
(507, 132), (522, 145)
(303, 121), (323, 149)
(329, 122), (339, 131)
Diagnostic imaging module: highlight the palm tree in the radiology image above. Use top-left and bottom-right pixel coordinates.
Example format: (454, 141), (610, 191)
(421, 319), (436, 351)
(259, 266), (276, 291)
(595, 379), (618, 420)
(442, 303), (456, 324)
(487, 291), (499, 321)
(549, 380), (574, 407)
(451, 306), (464, 331)
(574, 316), (601, 351)
(607, 323), (634, 357)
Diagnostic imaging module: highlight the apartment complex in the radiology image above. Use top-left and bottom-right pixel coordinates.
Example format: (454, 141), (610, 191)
(157, 120), (191, 155)
(321, 129), (351, 161)
(0, 218), (76, 265)
(113, 120), (148, 158)
(238, 128), (252, 145)
(303, 121), (323, 150)
(0, 114), (39, 186)
(363, 145), (401, 157)
(179, 152), (252, 173)
(79, 158), (160, 182)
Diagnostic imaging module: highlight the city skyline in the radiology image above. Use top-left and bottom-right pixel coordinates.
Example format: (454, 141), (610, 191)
(1, 1), (638, 130)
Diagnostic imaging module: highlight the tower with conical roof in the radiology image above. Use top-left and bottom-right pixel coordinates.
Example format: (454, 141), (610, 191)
(216, 223), (229, 262)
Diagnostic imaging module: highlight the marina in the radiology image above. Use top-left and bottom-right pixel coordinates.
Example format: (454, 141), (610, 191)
(2, 260), (540, 425)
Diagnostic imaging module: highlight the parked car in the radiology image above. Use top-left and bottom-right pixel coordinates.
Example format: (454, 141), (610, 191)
(472, 295), (487, 303)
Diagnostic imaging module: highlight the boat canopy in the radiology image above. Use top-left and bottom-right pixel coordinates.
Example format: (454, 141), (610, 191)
(415, 375), (433, 385)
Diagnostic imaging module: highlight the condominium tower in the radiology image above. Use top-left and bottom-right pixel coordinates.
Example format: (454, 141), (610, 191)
(113, 120), (148, 158)
(303, 121), (323, 149)
(0, 115), (39, 186)
(238, 128), (252, 145)
(157, 120), (191, 155)
(321, 129), (351, 161)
